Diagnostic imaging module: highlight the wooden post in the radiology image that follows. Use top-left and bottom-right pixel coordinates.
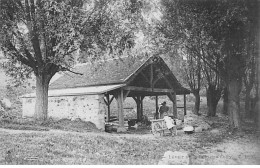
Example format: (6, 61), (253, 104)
(133, 96), (144, 121)
(167, 92), (177, 118)
(137, 96), (142, 121)
(173, 92), (177, 118)
(155, 95), (159, 119)
(155, 95), (158, 113)
(184, 94), (187, 116)
(117, 89), (126, 132)
(104, 94), (114, 122)
(141, 96), (145, 118)
(106, 94), (110, 122)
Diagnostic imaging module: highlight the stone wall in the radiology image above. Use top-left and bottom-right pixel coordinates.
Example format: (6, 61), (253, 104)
(22, 94), (106, 130)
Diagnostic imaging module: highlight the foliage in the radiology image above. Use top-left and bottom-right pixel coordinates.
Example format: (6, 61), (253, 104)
(78, 0), (148, 62)
(157, 0), (258, 127)
(0, 0), (84, 77)
(0, 0), (148, 120)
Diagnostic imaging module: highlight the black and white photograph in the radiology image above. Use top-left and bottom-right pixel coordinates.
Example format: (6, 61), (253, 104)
(0, 0), (259, 165)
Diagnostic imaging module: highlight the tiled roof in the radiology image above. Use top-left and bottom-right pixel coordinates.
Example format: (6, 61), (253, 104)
(50, 56), (148, 89)
(49, 55), (190, 95)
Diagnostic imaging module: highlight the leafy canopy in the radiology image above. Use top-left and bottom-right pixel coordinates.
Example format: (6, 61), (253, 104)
(0, 0), (145, 85)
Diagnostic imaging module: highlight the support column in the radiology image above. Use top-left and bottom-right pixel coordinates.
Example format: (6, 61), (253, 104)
(141, 96), (145, 118)
(105, 94), (110, 122)
(155, 95), (159, 119)
(184, 94), (187, 116)
(133, 96), (143, 121)
(117, 89), (126, 132)
(104, 94), (114, 122)
(155, 95), (159, 113)
(173, 92), (177, 118)
(137, 96), (142, 121)
(167, 92), (177, 118)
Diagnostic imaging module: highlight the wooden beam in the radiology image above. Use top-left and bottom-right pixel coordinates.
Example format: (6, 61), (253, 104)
(141, 96), (145, 101)
(152, 76), (163, 87)
(123, 90), (131, 101)
(124, 86), (174, 93)
(153, 63), (174, 90)
(132, 96), (137, 102)
(125, 61), (151, 85)
(140, 71), (150, 83)
(104, 94), (114, 105)
(104, 97), (108, 105)
(108, 95), (114, 104)
(163, 75), (174, 90)
(104, 94), (115, 122)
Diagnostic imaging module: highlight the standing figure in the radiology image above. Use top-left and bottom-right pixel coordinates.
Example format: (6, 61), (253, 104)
(159, 101), (169, 119)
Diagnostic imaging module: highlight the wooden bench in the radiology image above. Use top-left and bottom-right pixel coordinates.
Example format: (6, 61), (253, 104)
(150, 119), (177, 136)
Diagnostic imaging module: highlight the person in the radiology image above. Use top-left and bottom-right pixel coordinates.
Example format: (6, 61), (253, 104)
(159, 101), (169, 119)
(163, 116), (177, 136)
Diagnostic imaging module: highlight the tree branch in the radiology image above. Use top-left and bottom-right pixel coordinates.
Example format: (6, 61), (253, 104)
(5, 41), (34, 68)
(185, 44), (219, 73)
(12, 31), (37, 70)
(59, 66), (83, 75)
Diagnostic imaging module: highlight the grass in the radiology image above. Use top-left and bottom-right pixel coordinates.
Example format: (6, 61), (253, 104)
(0, 122), (259, 165)
(0, 97), (259, 165)
(0, 123), (49, 131)
(0, 118), (98, 133)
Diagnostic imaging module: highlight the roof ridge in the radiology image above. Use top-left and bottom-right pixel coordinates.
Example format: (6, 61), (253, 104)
(75, 55), (130, 67)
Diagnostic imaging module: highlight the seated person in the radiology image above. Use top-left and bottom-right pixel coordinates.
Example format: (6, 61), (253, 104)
(163, 116), (177, 136)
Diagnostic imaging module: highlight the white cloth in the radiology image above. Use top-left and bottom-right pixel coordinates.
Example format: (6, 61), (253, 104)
(163, 116), (175, 129)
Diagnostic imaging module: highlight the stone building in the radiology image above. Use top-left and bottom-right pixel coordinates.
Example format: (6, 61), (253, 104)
(21, 55), (190, 131)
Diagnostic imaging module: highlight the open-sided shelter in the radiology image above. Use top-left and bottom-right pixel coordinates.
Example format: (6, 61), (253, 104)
(21, 55), (190, 131)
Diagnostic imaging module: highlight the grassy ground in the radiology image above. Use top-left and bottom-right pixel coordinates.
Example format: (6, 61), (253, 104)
(0, 98), (259, 165)
(0, 120), (259, 165)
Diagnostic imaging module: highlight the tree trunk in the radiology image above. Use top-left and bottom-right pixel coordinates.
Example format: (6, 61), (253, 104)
(255, 97), (260, 132)
(206, 85), (221, 117)
(255, 30), (260, 131)
(222, 87), (228, 115)
(245, 90), (254, 118)
(256, 56), (260, 132)
(34, 74), (51, 121)
(193, 91), (200, 115)
(227, 79), (242, 129)
(255, 81), (260, 131)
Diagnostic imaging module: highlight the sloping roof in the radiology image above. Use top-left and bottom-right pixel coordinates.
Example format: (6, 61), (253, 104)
(22, 84), (125, 98)
(50, 56), (148, 89)
(49, 55), (190, 95)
